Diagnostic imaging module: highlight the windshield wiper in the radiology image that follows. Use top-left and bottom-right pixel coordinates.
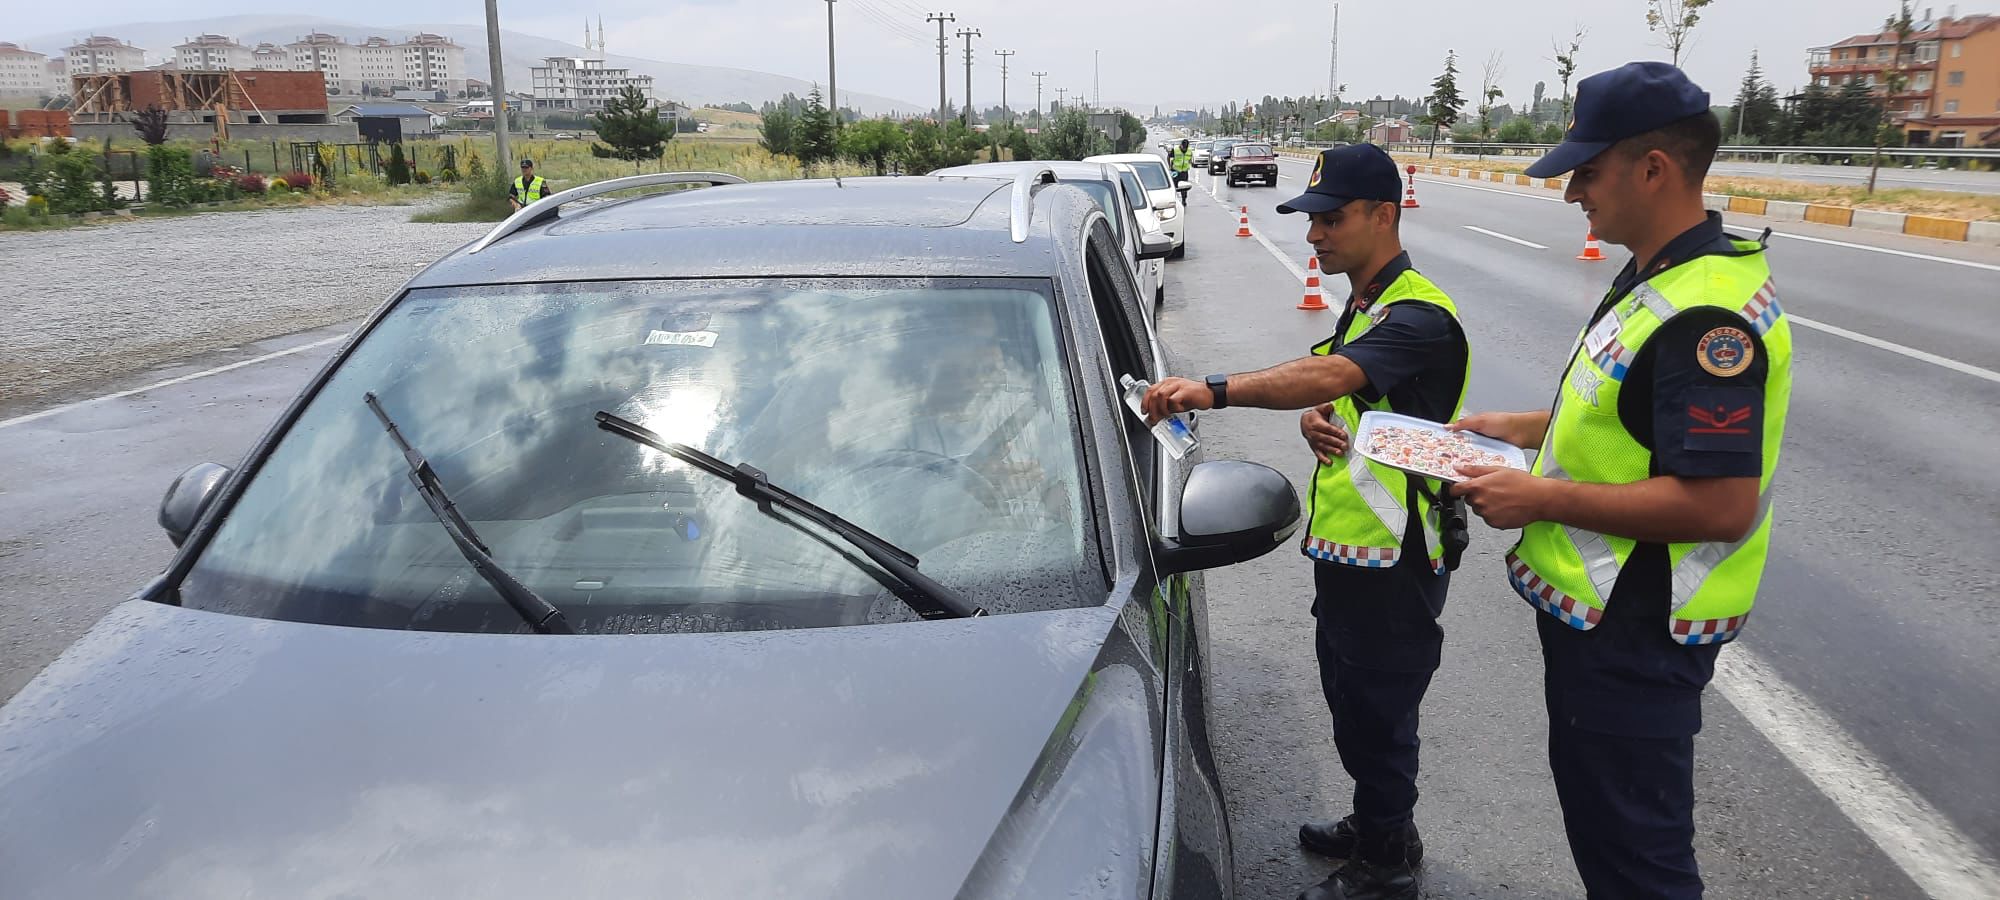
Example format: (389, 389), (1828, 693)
(594, 410), (985, 620)
(365, 393), (574, 634)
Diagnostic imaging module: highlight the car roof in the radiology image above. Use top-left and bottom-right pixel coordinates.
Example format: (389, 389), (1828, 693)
(406, 175), (1093, 288)
(933, 160), (1120, 185)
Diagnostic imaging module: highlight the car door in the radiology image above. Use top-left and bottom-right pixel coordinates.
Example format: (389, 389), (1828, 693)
(1076, 207), (1232, 898)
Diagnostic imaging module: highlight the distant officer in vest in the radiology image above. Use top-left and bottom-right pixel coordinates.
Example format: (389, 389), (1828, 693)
(1450, 62), (1792, 900)
(1143, 143), (1470, 900)
(1170, 139), (1193, 185)
(509, 159), (547, 211)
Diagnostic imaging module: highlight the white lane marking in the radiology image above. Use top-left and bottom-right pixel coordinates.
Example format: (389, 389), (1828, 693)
(1420, 175), (2000, 272)
(1415, 175), (1568, 204)
(1199, 180), (1311, 284)
(0, 334), (348, 432)
(1716, 649), (2000, 900)
(1462, 225), (1549, 250)
(1789, 314), (2000, 384)
(1770, 231), (2000, 273)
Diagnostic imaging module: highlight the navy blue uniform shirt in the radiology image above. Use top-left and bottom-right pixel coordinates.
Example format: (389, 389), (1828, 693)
(1327, 252), (1468, 426)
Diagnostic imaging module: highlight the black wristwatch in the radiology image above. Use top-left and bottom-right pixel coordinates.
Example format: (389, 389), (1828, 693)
(1205, 374), (1230, 410)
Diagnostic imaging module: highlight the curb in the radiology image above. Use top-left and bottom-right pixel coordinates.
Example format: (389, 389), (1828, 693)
(1279, 150), (1999, 247)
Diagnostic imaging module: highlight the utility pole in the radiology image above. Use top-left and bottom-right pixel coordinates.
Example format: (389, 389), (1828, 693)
(483, 0), (511, 173)
(927, 12), (955, 120)
(824, 0), (838, 128)
(1328, 2), (1339, 105)
(993, 49), (1015, 122)
(1093, 49), (1100, 110)
(1031, 70), (1047, 123)
(957, 27), (982, 126)
(1055, 86), (1069, 116)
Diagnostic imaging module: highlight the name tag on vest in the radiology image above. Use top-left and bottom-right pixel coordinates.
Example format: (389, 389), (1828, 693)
(1582, 313), (1622, 359)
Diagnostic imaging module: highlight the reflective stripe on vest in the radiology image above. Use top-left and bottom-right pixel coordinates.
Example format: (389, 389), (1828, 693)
(515, 175), (546, 203)
(1301, 269), (1466, 571)
(1511, 242), (1792, 645)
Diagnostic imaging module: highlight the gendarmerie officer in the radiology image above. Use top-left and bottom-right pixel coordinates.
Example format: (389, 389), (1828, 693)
(1452, 61), (1793, 899)
(1143, 144), (1470, 900)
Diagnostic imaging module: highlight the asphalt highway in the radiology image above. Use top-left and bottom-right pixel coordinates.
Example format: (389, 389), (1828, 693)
(1, 158), (1996, 897)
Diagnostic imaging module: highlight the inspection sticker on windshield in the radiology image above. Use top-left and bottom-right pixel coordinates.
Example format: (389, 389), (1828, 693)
(645, 330), (719, 348)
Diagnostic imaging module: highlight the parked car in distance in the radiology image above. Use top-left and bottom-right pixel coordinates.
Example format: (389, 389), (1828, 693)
(1206, 139), (1240, 175)
(1191, 140), (1214, 168)
(1224, 142), (1279, 187)
(1085, 153), (1185, 258)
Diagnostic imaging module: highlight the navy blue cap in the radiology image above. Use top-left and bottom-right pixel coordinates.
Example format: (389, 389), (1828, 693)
(1525, 61), (1711, 178)
(1278, 144), (1402, 215)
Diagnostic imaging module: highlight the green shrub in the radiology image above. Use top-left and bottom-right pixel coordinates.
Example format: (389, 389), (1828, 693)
(26, 150), (111, 214)
(146, 145), (199, 207)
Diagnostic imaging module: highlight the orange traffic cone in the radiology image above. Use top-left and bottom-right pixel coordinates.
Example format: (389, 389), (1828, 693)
(1401, 165), (1420, 208)
(1576, 230), (1606, 261)
(1236, 206), (1252, 238)
(1297, 256), (1329, 311)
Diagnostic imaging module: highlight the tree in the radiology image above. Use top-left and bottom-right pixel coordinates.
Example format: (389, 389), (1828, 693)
(1497, 117), (1539, 143)
(1113, 112), (1148, 152)
(1422, 50), (1463, 158)
(839, 118), (907, 175)
(895, 118), (983, 172)
(1477, 51), (1507, 150)
(386, 142), (412, 185)
(1551, 24), (1587, 127)
(759, 105), (797, 157)
(1647, 0), (1715, 66)
(1868, 0), (1916, 195)
(1002, 123), (1038, 161)
(1040, 107), (1111, 159)
(589, 84), (674, 172)
(793, 86), (840, 171)
(131, 105), (170, 145)
(1726, 50), (1784, 143)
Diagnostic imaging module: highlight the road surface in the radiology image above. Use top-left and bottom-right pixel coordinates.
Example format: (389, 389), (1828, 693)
(2, 160), (1997, 897)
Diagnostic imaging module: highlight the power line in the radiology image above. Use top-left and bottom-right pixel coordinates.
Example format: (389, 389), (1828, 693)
(848, 0), (929, 44)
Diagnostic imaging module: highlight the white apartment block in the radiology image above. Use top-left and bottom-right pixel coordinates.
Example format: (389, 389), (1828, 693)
(283, 32), (465, 97)
(0, 42), (56, 97)
(65, 36), (149, 75)
(249, 43), (289, 70)
(175, 34), (254, 71)
(530, 56), (655, 112)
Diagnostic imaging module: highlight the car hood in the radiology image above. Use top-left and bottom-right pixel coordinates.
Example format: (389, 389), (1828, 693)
(0, 600), (1119, 899)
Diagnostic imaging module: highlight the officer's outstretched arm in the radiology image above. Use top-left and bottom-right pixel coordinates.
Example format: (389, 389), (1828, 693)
(1142, 355), (1369, 423)
(1454, 470), (1759, 544)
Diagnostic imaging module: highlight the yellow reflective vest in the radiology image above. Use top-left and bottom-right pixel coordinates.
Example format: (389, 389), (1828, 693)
(513, 175), (547, 203)
(1170, 149), (1192, 172)
(1301, 268), (1467, 571)
(1509, 240), (1792, 645)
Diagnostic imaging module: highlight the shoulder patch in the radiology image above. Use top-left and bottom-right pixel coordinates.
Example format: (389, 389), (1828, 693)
(1697, 326), (1753, 377)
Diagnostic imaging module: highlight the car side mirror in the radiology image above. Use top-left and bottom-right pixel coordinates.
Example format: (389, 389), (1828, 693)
(1155, 460), (1301, 575)
(159, 462), (232, 547)
(1136, 231), (1174, 261)
(1175, 182), (1192, 197)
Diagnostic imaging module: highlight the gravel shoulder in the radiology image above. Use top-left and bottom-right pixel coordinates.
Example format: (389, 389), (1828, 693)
(0, 204), (487, 415)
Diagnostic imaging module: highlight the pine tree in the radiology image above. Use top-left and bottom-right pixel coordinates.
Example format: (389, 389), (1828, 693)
(794, 86), (840, 171)
(1423, 50), (1463, 158)
(1727, 50), (1767, 143)
(589, 85), (674, 173)
(760, 105), (797, 157)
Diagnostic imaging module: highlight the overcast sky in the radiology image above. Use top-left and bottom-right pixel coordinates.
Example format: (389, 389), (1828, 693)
(15, 0), (1934, 111)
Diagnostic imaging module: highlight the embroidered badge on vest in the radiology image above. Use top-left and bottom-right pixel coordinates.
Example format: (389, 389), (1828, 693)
(1697, 326), (1753, 377)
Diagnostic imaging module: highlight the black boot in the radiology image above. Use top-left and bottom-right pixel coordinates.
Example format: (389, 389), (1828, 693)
(1296, 830), (1419, 900)
(1299, 816), (1424, 865)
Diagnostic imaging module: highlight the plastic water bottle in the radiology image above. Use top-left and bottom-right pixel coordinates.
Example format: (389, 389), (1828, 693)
(1120, 374), (1199, 460)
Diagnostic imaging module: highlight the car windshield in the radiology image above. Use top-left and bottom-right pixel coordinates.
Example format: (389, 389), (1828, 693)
(1129, 161), (1171, 190)
(1235, 144), (1273, 156)
(180, 279), (1098, 635)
